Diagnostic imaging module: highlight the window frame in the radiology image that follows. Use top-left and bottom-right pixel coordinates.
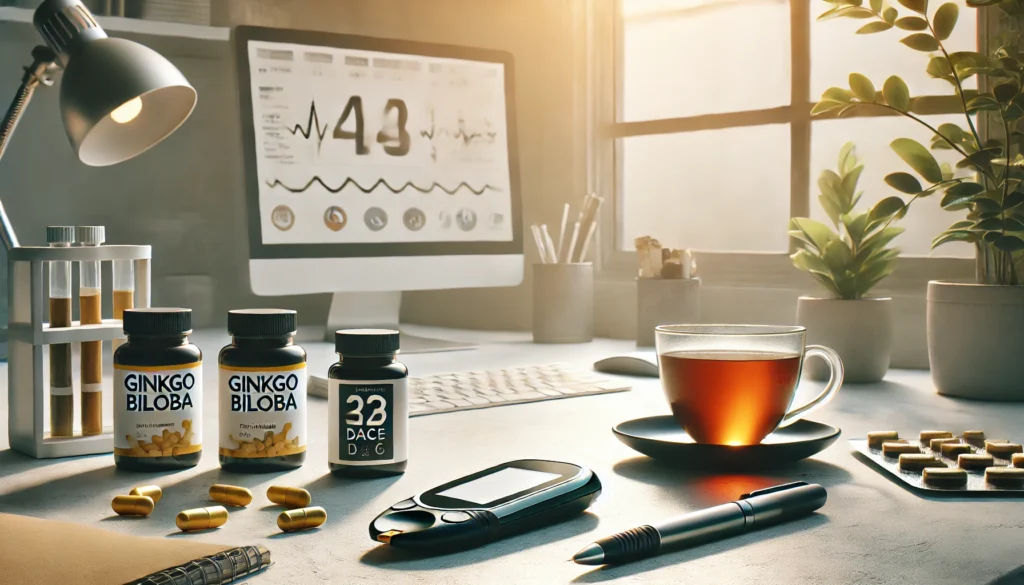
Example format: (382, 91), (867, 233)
(592, 0), (980, 290)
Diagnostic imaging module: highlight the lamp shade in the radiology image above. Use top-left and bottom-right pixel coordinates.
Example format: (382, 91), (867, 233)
(34, 0), (196, 167)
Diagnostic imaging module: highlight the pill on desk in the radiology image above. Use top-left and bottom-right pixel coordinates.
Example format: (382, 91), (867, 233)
(1013, 453), (1024, 469)
(985, 467), (1024, 487)
(899, 454), (946, 472)
(277, 506), (327, 532)
(867, 431), (899, 449)
(940, 443), (973, 458)
(882, 442), (919, 457)
(267, 486), (311, 508)
(919, 430), (953, 442)
(929, 437), (959, 451)
(176, 506), (228, 531)
(111, 495), (154, 516)
(923, 467), (968, 488)
(209, 484), (252, 507)
(986, 442), (1023, 458)
(962, 430), (986, 445)
(958, 453), (994, 470)
(129, 485), (162, 504)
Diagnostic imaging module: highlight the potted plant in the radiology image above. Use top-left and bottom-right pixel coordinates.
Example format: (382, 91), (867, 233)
(816, 0), (1024, 400)
(790, 142), (903, 383)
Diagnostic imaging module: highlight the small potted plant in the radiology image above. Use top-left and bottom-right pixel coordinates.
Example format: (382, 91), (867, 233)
(815, 0), (1024, 400)
(790, 142), (903, 383)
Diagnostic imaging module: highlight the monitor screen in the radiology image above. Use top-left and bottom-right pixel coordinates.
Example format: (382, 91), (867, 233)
(435, 467), (562, 506)
(245, 39), (514, 248)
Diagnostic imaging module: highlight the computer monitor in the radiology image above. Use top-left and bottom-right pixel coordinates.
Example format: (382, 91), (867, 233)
(233, 27), (523, 349)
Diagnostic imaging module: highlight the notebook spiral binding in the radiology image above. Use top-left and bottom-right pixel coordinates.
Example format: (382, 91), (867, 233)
(127, 545), (271, 585)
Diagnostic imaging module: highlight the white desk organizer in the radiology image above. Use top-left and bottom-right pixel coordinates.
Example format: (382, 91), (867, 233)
(7, 245), (151, 458)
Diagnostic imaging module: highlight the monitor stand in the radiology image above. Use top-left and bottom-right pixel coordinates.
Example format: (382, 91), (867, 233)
(318, 292), (477, 354)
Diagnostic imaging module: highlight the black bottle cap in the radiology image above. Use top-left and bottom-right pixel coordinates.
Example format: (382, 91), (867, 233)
(228, 309), (297, 337)
(123, 308), (192, 336)
(335, 329), (400, 355)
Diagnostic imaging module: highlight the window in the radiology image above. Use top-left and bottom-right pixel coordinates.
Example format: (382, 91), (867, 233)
(600, 0), (978, 269)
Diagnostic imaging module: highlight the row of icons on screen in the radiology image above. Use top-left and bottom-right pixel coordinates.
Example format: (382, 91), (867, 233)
(270, 205), (505, 232)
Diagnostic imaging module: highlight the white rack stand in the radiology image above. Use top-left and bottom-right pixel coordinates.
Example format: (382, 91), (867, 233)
(7, 245), (151, 458)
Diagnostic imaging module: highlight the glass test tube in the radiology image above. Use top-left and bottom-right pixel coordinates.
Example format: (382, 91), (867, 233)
(47, 226), (74, 438)
(79, 226), (105, 436)
(112, 259), (134, 353)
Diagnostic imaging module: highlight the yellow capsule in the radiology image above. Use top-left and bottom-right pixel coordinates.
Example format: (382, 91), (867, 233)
(209, 484), (253, 507)
(267, 485), (311, 509)
(111, 495), (154, 516)
(129, 485), (163, 504)
(175, 506), (228, 531)
(277, 506), (327, 532)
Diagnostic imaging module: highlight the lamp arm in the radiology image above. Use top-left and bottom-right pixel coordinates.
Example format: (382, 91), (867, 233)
(0, 46), (59, 251)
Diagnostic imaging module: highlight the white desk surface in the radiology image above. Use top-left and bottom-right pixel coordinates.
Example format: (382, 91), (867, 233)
(2, 326), (1023, 585)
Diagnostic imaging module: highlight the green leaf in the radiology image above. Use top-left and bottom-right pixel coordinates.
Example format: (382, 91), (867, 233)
(857, 20), (894, 33)
(870, 0), (883, 11)
(870, 196), (906, 221)
(975, 197), (1001, 213)
(932, 3), (958, 40)
(811, 101), (844, 115)
(843, 212), (870, 245)
(994, 82), (1019, 103)
(857, 226), (905, 261)
(839, 142), (857, 174)
(936, 123), (964, 144)
(1004, 217), (1024, 231)
(946, 181), (986, 196)
(1004, 191), (1024, 209)
(926, 56), (955, 80)
(947, 220), (975, 230)
(818, 169), (843, 198)
(885, 172), (923, 193)
(791, 249), (833, 277)
(819, 194), (843, 225)
(897, 0), (927, 13)
(841, 165), (865, 203)
(791, 217), (837, 252)
(891, 138), (943, 182)
(901, 33), (940, 51)
(882, 76), (911, 110)
(883, 6), (898, 23)
(823, 87), (853, 103)
(895, 16), (929, 30)
(849, 73), (877, 102)
(975, 217), (1004, 231)
(941, 190), (977, 209)
(966, 95), (1000, 112)
(996, 235), (1024, 252)
(932, 230), (975, 248)
(855, 256), (898, 295)
(842, 6), (880, 18)
(822, 240), (855, 273)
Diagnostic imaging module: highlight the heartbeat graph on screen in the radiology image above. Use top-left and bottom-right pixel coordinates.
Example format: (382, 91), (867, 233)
(419, 110), (498, 161)
(266, 176), (500, 195)
(288, 101), (330, 151)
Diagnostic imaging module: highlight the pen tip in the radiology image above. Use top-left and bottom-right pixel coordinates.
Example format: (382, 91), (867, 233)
(572, 543), (605, 566)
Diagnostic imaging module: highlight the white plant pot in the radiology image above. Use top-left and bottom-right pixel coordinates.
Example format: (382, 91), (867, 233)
(927, 280), (1024, 401)
(796, 296), (893, 384)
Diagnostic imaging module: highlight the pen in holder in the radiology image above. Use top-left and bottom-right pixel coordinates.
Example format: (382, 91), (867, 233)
(533, 263), (594, 343)
(636, 277), (700, 347)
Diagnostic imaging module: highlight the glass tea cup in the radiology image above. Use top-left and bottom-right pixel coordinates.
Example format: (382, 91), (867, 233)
(655, 324), (844, 446)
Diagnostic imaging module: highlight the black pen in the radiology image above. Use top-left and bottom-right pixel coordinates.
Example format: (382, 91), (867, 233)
(572, 481), (827, 565)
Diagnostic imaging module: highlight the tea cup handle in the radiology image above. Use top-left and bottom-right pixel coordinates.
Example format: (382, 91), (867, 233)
(777, 345), (844, 428)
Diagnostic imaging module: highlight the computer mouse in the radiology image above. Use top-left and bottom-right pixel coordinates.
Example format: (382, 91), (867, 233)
(593, 353), (660, 378)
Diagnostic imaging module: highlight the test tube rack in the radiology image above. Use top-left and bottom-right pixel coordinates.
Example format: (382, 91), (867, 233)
(7, 244), (151, 458)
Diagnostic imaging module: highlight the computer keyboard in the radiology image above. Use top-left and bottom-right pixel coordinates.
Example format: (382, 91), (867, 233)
(307, 363), (631, 416)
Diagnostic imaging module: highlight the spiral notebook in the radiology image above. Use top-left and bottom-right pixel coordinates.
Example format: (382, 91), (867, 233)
(0, 513), (270, 585)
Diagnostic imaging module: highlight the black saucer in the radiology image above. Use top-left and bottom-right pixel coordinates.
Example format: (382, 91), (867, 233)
(613, 416), (841, 469)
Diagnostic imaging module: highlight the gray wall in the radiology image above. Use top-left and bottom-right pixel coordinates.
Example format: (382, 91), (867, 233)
(0, 0), (584, 330)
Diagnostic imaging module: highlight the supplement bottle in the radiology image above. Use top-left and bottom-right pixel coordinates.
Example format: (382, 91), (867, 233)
(328, 329), (408, 478)
(113, 308), (202, 471)
(219, 309), (307, 472)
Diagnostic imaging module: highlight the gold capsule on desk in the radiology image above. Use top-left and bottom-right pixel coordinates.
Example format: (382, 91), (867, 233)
(277, 506), (327, 532)
(112, 495), (154, 516)
(129, 485), (163, 504)
(176, 506), (229, 531)
(209, 484), (253, 507)
(267, 485), (311, 509)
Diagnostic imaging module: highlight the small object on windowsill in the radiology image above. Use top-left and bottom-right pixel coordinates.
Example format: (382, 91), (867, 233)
(635, 236), (697, 280)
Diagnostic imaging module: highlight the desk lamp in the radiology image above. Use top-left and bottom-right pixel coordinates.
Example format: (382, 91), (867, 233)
(0, 0), (196, 250)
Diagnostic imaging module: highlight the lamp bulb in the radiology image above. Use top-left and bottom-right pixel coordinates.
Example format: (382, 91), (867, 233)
(110, 97), (143, 124)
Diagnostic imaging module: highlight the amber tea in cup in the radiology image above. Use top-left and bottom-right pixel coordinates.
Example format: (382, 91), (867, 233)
(655, 325), (844, 446)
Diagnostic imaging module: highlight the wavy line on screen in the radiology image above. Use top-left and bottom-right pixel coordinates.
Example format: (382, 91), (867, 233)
(266, 177), (501, 195)
(288, 101), (330, 150)
(419, 127), (497, 143)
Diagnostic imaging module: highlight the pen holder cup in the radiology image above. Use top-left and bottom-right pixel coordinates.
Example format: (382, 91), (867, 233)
(533, 263), (594, 343)
(636, 277), (700, 348)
